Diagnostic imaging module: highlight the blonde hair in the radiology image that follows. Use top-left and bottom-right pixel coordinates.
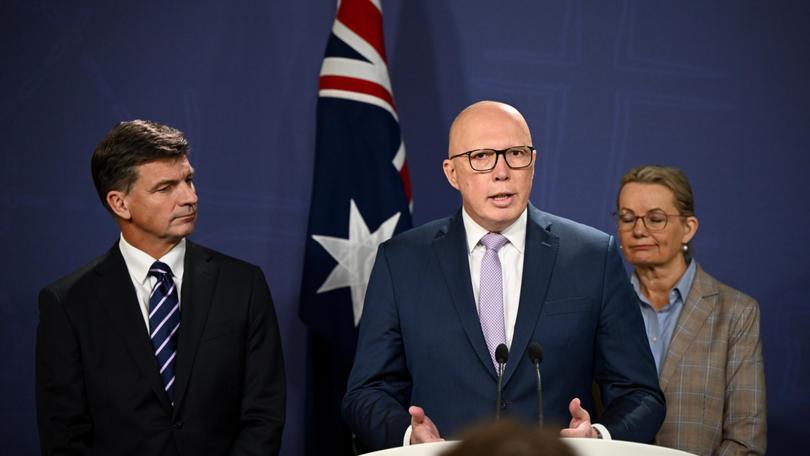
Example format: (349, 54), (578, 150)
(618, 165), (696, 258)
(618, 165), (694, 216)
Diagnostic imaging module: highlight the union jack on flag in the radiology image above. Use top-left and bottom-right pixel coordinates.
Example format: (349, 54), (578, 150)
(299, 0), (413, 454)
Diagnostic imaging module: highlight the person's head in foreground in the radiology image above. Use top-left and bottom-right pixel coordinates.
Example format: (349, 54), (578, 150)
(441, 420), (575, 456)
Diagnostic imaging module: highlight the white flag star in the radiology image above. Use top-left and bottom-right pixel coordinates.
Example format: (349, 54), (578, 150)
(313, 199), (401, 326)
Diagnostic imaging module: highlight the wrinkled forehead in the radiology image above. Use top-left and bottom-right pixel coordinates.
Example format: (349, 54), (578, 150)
(133, 155), (194, 181)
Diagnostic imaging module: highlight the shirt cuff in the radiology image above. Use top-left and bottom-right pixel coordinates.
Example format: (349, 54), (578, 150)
(403, 425), (413, 446)
(591, 423), (611, 440)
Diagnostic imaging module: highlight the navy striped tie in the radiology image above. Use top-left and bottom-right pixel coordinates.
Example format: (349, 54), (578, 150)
(148, 261), (181, 405)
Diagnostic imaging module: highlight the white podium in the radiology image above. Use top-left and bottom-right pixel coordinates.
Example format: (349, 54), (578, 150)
(364, 439), (697, 456)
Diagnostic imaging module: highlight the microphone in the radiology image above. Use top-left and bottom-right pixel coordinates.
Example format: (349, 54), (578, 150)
(527, 342), (544, 426)
(495, 343), (509, 420)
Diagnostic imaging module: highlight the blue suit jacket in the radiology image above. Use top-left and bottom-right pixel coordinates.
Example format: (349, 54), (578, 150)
(343, 206), (664, 450)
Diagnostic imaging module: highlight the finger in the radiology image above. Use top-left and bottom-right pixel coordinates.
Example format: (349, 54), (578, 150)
(409, 405), (425, 424)
(570, 397), (590, 420)
(568, 397), (581, 417)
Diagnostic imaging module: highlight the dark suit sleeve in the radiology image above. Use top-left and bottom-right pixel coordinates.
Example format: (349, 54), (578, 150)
(229, 267), (286, 456)
(342, 245), (412, 451)
(36, 286), (93, 455)
(593, 236), (666, 442)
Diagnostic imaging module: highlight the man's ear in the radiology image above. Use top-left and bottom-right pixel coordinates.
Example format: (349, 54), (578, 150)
(443, 159), (460, 190)
(106, 190), (131, 220)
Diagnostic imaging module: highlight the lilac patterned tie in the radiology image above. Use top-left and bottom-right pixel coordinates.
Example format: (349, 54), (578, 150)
(479, 232), (509, 368)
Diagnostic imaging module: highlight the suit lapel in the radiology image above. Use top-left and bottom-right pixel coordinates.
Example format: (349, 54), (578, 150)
(432, 211), (496, 378)
(95, 245), (172, 410)
(173, 241), (218, 413)
(658, 264), (718, 391)
(503, 206), (558, 386)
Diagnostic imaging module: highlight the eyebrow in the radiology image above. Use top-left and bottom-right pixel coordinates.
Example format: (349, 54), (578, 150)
(149, 169), (194, 192)
(620, 207), (666, 213)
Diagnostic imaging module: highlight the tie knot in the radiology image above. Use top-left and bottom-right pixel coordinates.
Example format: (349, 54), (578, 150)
(149, 261), (174, 279)
(480, 232), (508, 252)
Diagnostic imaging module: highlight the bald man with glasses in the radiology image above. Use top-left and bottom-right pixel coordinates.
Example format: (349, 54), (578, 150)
(342, 101), (665, 451)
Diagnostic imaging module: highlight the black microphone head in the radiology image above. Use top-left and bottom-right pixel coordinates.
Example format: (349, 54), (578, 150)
(528, 342), (544, 364)
(495, 343), (509, 364)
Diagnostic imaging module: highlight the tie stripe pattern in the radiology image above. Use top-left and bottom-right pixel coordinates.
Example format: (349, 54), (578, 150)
(148, 261), (180, 404)
(479, 232), (509, 368)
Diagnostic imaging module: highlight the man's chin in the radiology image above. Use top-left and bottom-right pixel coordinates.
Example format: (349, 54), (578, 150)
(483, 211), (522, 231)
(490, 203), (523, 217)
(170, 222), (196, 239)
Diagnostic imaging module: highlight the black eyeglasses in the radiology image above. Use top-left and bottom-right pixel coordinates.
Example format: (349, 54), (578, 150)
(449, 145), (535, 172)
(613, 210), (684, 232)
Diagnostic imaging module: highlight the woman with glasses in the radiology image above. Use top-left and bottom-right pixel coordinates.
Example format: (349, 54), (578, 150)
(615, 165), (766, 455)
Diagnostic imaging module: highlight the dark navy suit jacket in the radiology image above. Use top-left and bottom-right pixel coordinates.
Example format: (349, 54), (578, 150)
(36, 241), (286, 455)
(343, 205), (665, 450)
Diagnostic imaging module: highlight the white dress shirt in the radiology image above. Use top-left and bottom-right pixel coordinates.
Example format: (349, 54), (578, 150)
(403, 208), (611, 444)
(462, 207), (526, 348)
(118, 234), (186, 332)
(403, 209), (526, 445)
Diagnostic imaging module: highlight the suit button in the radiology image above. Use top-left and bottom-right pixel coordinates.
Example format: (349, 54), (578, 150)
(500, 401), (508, 410)
(173, 421), (184, 429)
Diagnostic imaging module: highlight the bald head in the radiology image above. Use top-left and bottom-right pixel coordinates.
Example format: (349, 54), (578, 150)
(448, 101), (532, 157)
(442, 100), (536, 232)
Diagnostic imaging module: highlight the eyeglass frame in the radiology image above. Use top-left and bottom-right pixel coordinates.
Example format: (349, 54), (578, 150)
(612, 209), (686, 232)
(448, 145), (536, 172)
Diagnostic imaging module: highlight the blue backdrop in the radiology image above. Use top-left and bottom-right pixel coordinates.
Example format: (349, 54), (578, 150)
(2, 1), (808, 454)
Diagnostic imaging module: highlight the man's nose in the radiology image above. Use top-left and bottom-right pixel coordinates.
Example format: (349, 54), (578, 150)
(492, 153), (510, 180)
(180, 182), (198, 205)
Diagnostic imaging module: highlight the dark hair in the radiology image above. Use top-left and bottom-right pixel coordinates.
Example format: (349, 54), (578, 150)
(91, 120), (189, 212)
(441, 420), (575, 456)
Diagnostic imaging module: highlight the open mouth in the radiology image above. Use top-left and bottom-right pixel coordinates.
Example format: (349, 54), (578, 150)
(489, 193), (516, 205)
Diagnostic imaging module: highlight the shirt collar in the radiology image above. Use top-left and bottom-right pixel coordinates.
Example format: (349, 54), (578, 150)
(631, 259), (697, 311)
(461, 207), (527, 254)
(674, 259), (697, 302)
(118, 234), (186, 285)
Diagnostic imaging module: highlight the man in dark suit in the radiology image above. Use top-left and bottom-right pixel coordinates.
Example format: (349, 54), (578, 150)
(36, 120), (285, 455)
(342, 101), (665, 450)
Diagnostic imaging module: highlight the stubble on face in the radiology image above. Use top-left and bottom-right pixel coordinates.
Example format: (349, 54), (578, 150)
(119, 157), (198, 258)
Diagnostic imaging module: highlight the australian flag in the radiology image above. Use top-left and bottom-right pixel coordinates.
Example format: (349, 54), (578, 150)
(299, 0), (413, 454)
